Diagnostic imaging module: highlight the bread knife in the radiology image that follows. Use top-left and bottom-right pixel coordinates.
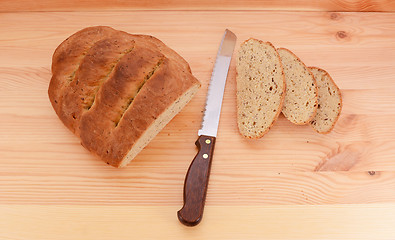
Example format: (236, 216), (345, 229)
(177, 29), (237, 226)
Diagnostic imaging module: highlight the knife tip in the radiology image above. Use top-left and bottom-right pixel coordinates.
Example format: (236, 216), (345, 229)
(225, 29), (237, 40)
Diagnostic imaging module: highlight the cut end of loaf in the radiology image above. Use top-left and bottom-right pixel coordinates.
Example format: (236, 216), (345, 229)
(236, 38), (286, 138)
(308, 67), (342, 134)
(118, 84), (200, 167)
(277, 48), (318, 125)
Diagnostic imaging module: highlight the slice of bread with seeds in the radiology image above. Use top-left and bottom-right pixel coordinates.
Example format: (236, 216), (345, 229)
(236, 38), (286, 138)
(308, 67), (342, 134)
(277, 48), (318, 125)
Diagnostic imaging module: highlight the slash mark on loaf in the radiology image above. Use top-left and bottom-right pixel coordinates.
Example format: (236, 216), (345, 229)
(114, 58), (164, 127)
(83, 46), (135, 111)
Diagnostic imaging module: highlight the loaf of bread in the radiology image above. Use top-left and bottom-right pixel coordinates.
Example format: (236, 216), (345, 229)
(277, 48), (318, 125)
(48, 26), (200, 167)
(236, 39), (286, 138)
(308, 67), (342, 133)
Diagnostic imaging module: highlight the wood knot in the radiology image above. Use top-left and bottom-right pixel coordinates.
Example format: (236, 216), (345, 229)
(368, 171), (376, 176)
(315, 142), (368, 171)
(330, 13), (340, 20)
(336, 31), (347, 39)
(335, 31), (351, 42)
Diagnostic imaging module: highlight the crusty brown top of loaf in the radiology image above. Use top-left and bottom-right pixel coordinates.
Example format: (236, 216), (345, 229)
(49, 26), (118, 122)
(48, 26), (200, 166)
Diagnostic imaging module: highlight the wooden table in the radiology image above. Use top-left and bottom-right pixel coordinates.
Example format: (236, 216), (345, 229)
(1, 1), (395, 239)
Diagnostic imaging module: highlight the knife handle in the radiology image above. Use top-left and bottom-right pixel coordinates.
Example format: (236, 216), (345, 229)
(178, 135), (216, 226)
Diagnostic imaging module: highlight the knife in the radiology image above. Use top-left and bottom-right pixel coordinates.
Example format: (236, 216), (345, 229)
(177, 29), (237, 226)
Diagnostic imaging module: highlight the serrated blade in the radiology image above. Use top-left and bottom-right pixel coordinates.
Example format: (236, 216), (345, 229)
(198, 29), (236, 137)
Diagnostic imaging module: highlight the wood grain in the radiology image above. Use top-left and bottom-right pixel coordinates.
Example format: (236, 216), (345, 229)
(1, 0), (395, 12)
(0, 169), (394, 205)
(1, 204), (395, 240)
(1, 10), (395, 239)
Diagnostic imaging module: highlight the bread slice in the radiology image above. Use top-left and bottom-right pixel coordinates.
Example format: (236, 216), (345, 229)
(236, 39), (286, 138)
(277, 48), (318, 125)
(308, 67), (342, 134)
(48, 26), (200, 167)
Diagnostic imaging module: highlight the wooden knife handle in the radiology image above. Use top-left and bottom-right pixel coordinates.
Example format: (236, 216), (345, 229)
(177, 135), (216, 226)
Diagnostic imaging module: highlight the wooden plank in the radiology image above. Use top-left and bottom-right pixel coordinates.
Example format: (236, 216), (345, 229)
(1, 204), (395, 239)
(1, 0), (395, 12)
(2, 109), (395, 172)
(0, 169), (394, 205)
(1, 11), (394, 67)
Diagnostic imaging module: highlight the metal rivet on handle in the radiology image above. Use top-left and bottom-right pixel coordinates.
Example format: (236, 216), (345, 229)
(205, 139), (211, 144)
(203, 154), (208, 159)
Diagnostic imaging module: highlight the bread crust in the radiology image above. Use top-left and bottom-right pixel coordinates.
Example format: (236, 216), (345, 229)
(49, 26), (118, 123)
(236, 38), (286, 139)
(277, 47), (319, 125)
(308, 67), (342, 134)
(48, 26), (200, 167)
